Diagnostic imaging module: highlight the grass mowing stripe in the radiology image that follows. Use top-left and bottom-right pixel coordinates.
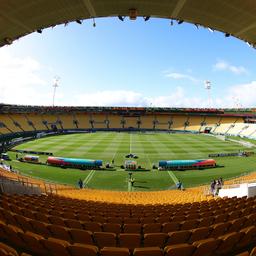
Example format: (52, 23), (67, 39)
(137, 135), (152, 169)
(167, 171), (179, 184)
(105, 133), (123, 162)
(11, 132), (256, 191)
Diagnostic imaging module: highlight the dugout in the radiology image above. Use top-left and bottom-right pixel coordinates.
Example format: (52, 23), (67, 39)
(23, 155), (39, 163)
(159, 159), (216, 170)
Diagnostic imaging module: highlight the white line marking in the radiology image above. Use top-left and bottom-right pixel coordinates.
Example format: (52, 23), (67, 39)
(128, 178), (131, 192)
(85, 170), (95, 185)
(83, 170), (94, 184)
(130, 133), (132, 153)
(167, 171), (179, 184)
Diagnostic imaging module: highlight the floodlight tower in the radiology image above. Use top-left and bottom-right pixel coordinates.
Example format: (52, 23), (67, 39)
(204, 80), (212, 108)
(52, 76), (60, 107)
(232, 96), (242, 108)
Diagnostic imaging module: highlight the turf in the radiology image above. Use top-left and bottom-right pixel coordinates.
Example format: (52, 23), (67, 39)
(6, 132), (256, 191)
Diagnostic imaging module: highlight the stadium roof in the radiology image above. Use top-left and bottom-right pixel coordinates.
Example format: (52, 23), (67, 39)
(1, 0), (256, 47)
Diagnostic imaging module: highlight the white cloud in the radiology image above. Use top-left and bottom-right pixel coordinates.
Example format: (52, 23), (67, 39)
(197, 81), (256, 108)
(226, 81), (256, 107)
(0, 48), (255, 108)
(0, 47), (50, 105)
(213, 60), (248, 75)
(72, 87), (206, 108)
(165, 72), (200, 83)
(146, 87), (204, 107)
(74, 90), (148, 107)
(72, 81), (256, 108)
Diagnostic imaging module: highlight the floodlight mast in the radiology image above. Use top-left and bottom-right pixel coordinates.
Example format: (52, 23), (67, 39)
(52, 77), (60, 107)
(204, 80), (212, 108)
(232, 96), (242, 108)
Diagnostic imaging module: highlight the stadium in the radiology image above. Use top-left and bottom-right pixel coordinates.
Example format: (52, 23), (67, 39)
(1, 1), (256, 256)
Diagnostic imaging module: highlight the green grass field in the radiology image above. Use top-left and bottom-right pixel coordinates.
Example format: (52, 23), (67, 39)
(6, 132), (256, 191)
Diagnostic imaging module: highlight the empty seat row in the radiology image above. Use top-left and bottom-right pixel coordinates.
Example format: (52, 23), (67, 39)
(1, 205), (256, 238)
(236, 246), (256, 256)
(11, 206), (251, 224)
(3, 194), (251, 214)
(1, 221), (256, 256)
(3, 194), (252, 216)
(0, 241), (31, 256)
(1, 215), (256, 251)
(2, 197), (255, 225)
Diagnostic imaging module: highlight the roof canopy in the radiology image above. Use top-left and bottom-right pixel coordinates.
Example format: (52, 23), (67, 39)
(0, 0), (256, 47)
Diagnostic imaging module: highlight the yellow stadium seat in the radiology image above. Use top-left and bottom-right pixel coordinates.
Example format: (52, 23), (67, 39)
(192, 238), (221, 256)
(3, 224), (25, 248)
(83, 221), (102, 232)
(189, 227), (211, 244)
(48, 216), (66, 226)
(143, 233), (168, 248)
(94, 232), (117, 248)
(48, 224), (72, 242)
(250, 246), (256, 256)
(236, 226), (256, 250)
(235, 252), (249, 256)
(14, 215), (33, 232)
(19, 231), (48, 255)
(209, 223), (231, 238)
(198, 216), (214, 227)
(164, 243), (195, 256)
(119, 233), (141, 250)
(216, 232), (242, 255)
(69, 229), (94, 244)
(29, 220), (51, 238)
(0, 242), (19, 256)
(123, 224), (142, 233)
(65, 219), (83, 229)
(102, 223), (122, 234)
(41, 237), (70, 256)
(162, 222), (180, 233)
(166, 230), (191, 245)
(143, 223), (162, 233)
(133, 247), (163, 256)
(68, 243), (98, 256)
(100, 247), (130, 256)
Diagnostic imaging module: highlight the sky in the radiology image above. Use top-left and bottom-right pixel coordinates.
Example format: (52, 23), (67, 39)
(0, 17), (256, 108)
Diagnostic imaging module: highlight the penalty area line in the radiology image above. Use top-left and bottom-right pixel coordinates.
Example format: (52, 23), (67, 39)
(127, 178), (132, 192)
(83, 170), (95, 185)
(167, 171), (179, 185)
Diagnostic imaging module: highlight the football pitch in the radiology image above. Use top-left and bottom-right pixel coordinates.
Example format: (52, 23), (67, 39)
(7, 132), (256, 191)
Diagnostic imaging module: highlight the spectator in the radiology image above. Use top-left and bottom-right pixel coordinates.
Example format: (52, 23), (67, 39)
(219, 177), (224, 187)
(78, 178), (83, 189)
(176, 180), (184, 190)
(215, 179), (222, 196)
(210, 180), (216, 195)
(130, 177), (135, 187)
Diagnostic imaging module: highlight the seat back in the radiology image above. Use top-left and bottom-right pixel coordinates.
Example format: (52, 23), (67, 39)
(68, 244), (98, 256)
(164, 243), (195, 256)
(166, 230), (191, 245)
(143, 233), (168, 248)
(94, 232), (117, 248)
(119, 233), (141, 249)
